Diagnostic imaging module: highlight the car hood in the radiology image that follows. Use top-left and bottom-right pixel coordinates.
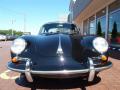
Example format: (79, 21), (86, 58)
(22, 34), (85, 58)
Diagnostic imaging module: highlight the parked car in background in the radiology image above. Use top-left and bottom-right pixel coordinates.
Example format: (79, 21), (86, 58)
(6, 35), (18, 41)
(7, 22), (112, 83)
(0, 34), (7, 41)
(22, 32), (31, 36)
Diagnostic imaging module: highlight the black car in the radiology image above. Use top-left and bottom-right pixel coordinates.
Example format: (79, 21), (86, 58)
(7, 22), (112, 83)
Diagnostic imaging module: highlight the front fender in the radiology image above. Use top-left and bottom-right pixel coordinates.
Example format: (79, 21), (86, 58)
(81, 36), (96, 49)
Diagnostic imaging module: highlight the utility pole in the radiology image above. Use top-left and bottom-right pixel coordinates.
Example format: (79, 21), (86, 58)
(11, 19), (16, 36)
(24, 14), (26, 33)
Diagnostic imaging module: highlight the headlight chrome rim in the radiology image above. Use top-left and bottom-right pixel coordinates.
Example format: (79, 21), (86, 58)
(93, 37), (108, 54)
(11, 38), (27, 55)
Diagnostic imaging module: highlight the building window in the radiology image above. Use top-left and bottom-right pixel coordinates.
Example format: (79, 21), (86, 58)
(96, 8), (106, 37)
(97, 16), (106, 37)
(89, 16), (96, 35)
(109, 0), (120, 44)
(109, 10), (120, 33)
(109, 10), (120, 44)
(83, 19), (89, 35)
(89, 20), (96, 35)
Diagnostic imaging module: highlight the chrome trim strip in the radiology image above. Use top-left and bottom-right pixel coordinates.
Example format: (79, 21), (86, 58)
(32, 69), (89, 74)
(7, 62), (112, 75)
(95, 63), (112, 71)
(88, 58), (95, 82)
(56, 35), (63, 55)
(25, 60), (33, 82)
(7, 66), (25, 73)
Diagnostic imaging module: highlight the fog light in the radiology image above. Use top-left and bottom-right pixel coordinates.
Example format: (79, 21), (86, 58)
(12, 57), (18, 63)
(101, 55), (107, 61)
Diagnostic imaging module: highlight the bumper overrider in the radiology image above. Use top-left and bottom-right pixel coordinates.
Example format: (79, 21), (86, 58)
(7, 57), (112, 82)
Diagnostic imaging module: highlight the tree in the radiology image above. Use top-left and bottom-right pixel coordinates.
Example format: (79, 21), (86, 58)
(0, 29), (23, 36)
(111, 21), (118, 39)
(97, 21), (102, 36)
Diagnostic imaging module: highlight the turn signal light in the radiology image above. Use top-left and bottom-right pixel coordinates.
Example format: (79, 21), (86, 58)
(12, 57), (18, 63)
(101, 55), (107, 61)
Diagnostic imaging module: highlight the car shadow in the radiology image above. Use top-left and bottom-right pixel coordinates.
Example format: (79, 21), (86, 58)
(109, 50), (120, 60)
(15, 76), (101, 90)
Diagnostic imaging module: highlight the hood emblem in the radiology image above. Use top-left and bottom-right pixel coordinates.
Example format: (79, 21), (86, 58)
(57, 35), (63, 56)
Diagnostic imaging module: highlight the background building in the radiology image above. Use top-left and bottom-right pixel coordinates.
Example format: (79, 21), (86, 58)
(69, 0), (120, 42)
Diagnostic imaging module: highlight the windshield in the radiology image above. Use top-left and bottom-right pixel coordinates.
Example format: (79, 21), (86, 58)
(39, 23), (79, 34)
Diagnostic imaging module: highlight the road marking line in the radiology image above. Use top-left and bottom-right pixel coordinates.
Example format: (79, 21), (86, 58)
(0, 70), (19, 80)
(4, 70), (11, 73)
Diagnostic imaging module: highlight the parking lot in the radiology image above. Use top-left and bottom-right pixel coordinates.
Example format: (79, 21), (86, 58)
(0, 41), (120, 90)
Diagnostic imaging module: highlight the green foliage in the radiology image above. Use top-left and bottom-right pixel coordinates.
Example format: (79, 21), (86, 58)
(13, 30), (23, 36)
(111, 22), (118, 39)
(97, 21), (102, 36)
(118, 32), (120, 36)
(0, 29), (23, 36)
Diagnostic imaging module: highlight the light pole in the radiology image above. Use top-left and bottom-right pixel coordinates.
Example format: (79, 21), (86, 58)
(10, 12), (26, 35)
(11, 19), (15, 36)
(11, 13), (26, 36)
(0, 6), (27, 35)
(23, 14), (26, 33)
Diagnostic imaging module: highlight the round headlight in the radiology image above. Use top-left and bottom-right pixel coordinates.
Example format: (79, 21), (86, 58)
(11, 38), (27, 55)
(93, 37), (108, 54)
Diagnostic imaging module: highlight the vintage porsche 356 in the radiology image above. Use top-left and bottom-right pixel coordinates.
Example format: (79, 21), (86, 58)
(7, 22), (112, 82)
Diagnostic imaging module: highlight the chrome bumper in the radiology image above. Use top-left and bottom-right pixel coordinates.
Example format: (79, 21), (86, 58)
(25, 60), (33, 82)
(88, 58), (95, 82)
(7, 59), (112, 82)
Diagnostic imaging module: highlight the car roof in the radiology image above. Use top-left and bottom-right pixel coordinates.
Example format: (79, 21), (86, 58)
(42, 21), (75, 26)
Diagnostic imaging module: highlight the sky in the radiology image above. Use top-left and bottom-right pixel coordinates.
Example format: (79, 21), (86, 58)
(0, 0), (70, 35)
